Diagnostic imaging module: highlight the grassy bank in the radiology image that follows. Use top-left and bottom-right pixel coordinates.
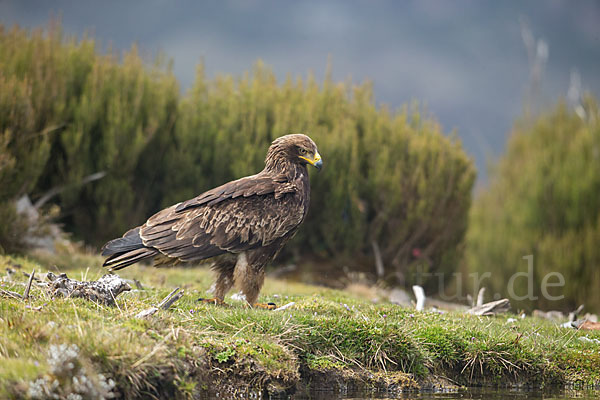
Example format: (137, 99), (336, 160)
(1, 253), (599, 399)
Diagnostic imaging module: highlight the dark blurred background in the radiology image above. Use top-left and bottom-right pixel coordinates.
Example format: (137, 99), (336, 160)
(3, 0), (599, 183)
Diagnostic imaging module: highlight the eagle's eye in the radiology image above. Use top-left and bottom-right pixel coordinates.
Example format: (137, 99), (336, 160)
(299, 148), (309, 155)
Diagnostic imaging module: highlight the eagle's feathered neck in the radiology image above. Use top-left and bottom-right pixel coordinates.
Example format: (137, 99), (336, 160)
(263, 146), (307, 179)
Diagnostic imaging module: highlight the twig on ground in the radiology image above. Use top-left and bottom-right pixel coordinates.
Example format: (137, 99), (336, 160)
(23, 269), (35, 300)
(466, 299), (510, 316)
(412, 285), (426, 311)
(158, 288), (184, 310)
(23, 271), (41, 282)
(476, 287), (486, 307)
(274, 302), (296, 311)
(0, 288), (24, 300)
(135, 288), (184, 319)
(133, 279), (145, 290)
(568, 304), (584, 322)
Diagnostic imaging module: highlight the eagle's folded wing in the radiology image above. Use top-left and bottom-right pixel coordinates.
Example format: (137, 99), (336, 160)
(139, 174), (302, 262)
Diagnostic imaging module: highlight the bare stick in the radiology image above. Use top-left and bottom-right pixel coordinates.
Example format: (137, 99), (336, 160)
(476, 287), (486, 307)
(0, 289), (24, 300)
(157, 288), (181, 309)
(34, 171), (106, 209)
(23, 271), (41, 281)
(568, 304), (585, 322)
(23, 269), (35, 300)
(466, 299), (510, 316)
(412, 285), (426, 311)
(133, 279), (145, 290)
(274, 302), (296, 311)
(136, 288), (184, 319)
(159, 289), (184, 310)
(134, 307), (159, 319)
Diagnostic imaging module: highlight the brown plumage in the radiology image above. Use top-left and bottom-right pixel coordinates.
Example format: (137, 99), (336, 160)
(101, 134), (322, 306)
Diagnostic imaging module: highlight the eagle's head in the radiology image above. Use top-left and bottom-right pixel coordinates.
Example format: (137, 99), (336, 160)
(266, 134), (323, 172)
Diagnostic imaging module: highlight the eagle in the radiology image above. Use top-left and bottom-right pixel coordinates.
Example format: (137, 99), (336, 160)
(101, 134), (322, 308)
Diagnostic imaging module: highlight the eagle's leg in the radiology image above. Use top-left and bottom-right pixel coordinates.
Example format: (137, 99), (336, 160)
(233, 252), (275, 309)
(236, 267), (266, 307)
(213, 259), (236, 301)
(198, 258), (235, 306)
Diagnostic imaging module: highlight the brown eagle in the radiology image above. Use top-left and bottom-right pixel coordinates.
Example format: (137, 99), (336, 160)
(101, 134), (322, 308)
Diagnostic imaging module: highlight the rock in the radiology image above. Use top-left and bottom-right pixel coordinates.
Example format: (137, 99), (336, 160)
(15, 195), (69, 253)
(583, 313), (598, 323)
(533, 310), (566, 321)
(388, 288), (412, 306)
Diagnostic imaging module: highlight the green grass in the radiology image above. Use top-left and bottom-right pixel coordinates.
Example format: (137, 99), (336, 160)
(1, 252), (599, 398)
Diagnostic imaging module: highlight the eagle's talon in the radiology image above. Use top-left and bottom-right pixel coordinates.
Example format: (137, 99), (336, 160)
(253, 302), (277, 310)
(197, 297), (228, 307)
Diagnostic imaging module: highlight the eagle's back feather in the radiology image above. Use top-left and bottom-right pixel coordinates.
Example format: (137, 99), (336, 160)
(140, 173), (306, 261)
(103, 171), (308, 270)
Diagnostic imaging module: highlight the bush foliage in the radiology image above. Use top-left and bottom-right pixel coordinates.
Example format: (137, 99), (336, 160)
(465, 98), (600, 311)
(0, 23), (474, 284)
(0, 23), (179, 248)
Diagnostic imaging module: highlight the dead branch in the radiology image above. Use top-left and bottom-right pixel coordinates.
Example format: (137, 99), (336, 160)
(0, 288), (24, 300)
(135, 288), (184, 319)
(133, 279), (145, 290)
(158, 288), (184, 310)
(466, 299), (510, 316)
(23, 270), (42, 282)
(412, 285), (426, 311)
(568, 304), (584, 322)
(23, 269), (35, 300)
(476, 287), (486, 307)
(34, 171), (106, 209)
(134, 307), (160, 319)
(274, 302), (296, 311)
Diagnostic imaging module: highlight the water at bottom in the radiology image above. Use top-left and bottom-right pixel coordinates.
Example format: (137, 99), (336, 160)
(302, 387), (600, 400)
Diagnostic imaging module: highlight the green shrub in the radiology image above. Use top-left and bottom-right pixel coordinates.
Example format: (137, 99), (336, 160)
(0, 34), (53, 203)
(465, 97), (600, 311)
(0, 23), (179, 244)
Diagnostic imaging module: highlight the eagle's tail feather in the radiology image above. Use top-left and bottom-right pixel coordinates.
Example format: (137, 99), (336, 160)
(102, 227), (159, 270)
(103, 247), (159, 271)
(101, 227), (144, 256)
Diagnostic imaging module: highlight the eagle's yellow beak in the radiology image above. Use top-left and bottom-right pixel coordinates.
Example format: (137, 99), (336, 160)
(299, 151), (323, 171)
